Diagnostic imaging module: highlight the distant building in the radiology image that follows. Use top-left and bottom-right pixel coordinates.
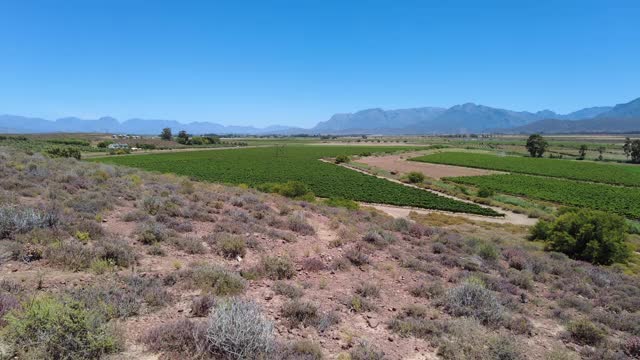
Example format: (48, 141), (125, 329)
(107, 143), (129, 150)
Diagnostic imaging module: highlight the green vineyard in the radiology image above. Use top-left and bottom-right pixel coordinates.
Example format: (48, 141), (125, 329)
(411, 152), (640, 187)
(94, 146), (500, 216)
(448, 174), (640, 219)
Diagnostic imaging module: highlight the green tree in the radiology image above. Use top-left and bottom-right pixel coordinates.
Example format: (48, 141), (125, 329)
(623, 137), (632, 159)
(525, 134), (548, 158)
(160, 128), (172, 141)
(176, 130), (189, 144)
(530, 208), (630, 265)
(577, 145), (588, 160)
(631, 139), (640, 164)
(597, 146), (605, 161)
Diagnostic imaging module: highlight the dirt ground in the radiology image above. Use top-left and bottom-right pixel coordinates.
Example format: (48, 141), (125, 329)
(357, 153), (500, 179)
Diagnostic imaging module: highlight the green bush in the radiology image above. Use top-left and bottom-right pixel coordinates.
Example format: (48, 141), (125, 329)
(190, 265), (246, 296)
(566, 319), (605, 345)
(406, 171), (425, 184)
(217, 234), (247, 258)
(261, 256), (296, 280)
(477, 187), (495, 198)
(334, 155), (350, 164)
(531, 209), (631, 265)
(324, 197), (359, 210)
(2, 295), (121, 359)
(46, 146), (81, 160)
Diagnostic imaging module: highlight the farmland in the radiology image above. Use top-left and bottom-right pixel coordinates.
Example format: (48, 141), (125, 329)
(411, 152), (640, 186)
(448, 173), (640, 218)
(93, 146), (500, 216)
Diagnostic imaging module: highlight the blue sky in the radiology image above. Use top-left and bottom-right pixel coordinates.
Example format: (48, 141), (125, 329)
(0, 0), (638, 128)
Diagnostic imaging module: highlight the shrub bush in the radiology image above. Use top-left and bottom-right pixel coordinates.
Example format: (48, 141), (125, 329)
(349, 341), (386, 360)
(281, 300), (319, 327)
(388, 305), (440, 339)
(0, 206), (56, 239)
(566, 319), (605, 345)
(444, 281), (504, 326)
(214, 233), (247, 258)
(477, 187), (495, 198)
(288, 212), (315, 235)
(334, 155), (350, 164)
(344, 244), (370, 266)
(531, 208), (630, 265)
(205, 299), (275, 359)
(143, 318), (204, 356)
(273, 281), (304, 299)
(406, 171), (425, 184)
(261, 256), (296, 280)
(2, 295), (121, 359)
(280, 340), (323, 360)
(191, 294), (216, 317)
(135, 221), (169, 245)
(624, 336), (640, 358)
(190, 265), (246, 296)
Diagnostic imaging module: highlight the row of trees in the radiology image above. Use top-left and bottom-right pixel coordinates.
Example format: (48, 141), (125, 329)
(160, 128), (221, 145)
(526, 134), (640, 163)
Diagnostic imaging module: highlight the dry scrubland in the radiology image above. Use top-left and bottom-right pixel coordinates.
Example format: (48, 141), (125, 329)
(1, 148), (640, 360)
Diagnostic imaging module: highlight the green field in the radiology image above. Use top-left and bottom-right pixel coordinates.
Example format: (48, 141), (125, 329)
(92, 146), (499, 216)
(448, 174), (640, 218)
(411, 152), (640, 186)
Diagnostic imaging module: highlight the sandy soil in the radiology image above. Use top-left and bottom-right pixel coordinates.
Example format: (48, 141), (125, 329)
(357, 153), (500, 179)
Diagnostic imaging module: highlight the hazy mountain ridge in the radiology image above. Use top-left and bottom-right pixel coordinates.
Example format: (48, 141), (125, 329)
(1, 97), (638, 135)
(502, 98), (640, 134)
(0, 115), (297, 135)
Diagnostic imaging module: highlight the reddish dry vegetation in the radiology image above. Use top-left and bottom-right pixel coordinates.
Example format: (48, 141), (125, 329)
(0, 148), (639, 360)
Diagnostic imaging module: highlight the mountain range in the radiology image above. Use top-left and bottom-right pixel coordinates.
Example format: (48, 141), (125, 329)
(1, 97), (639, 135)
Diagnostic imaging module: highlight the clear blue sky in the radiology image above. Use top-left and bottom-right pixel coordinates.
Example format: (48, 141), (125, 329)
(0, 0), (638, 128)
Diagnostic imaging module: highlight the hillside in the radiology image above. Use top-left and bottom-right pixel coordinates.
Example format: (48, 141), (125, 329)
(0, 148), (639, 359)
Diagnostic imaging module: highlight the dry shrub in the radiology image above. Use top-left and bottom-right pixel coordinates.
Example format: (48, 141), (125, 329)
(143, 318), (205, 356)
(388, 305), (440, 339)
(444, 281), (504, 326)
(301, 257), (327, 272)
(188, 264), (246, 296)
(191, 294), (216, 317)
(205, 299), (275, 359)
(273, 281), (304, 299)
(261, 256), (296, 280)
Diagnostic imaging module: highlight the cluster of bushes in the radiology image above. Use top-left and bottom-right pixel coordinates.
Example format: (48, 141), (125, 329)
(45, 146), (81, 160)
(529, 208), (631, 265)
(256, 180), (315, 201)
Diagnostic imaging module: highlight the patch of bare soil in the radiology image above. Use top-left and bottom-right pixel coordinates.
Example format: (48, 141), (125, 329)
(357, 153), (500, 179)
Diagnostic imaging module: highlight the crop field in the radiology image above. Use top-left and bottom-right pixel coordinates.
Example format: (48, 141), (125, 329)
(411, 152), (640, 186)
(93, 146), (500, 216)
(448, 174), (640, 218)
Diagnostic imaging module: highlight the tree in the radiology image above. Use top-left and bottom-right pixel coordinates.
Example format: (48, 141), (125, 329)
(160, 128), (172, 141)
(529, 208), (630, 265)
(597, 146), (605, 161)
(631, 139), (640, 164)
(578, 145), (588, 160)
(623, 137), (632, 159)
(525, 134), (548, 158)
(176, 130), (189, 144)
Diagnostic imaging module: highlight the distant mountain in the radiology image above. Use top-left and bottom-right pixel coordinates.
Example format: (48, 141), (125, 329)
(2, 97), (638, 135)
(497, 98), (640, 134)
(501, 117), (640, 134)
(314, 98), (638, 134)
(595, 97), (640, 119)
(312, 107), (446, 133)
(0, 115), (296, 135)
(562, 106), (612, 120)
